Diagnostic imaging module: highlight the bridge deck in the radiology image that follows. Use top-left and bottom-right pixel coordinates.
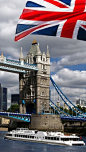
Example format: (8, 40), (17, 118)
(0, 58), (38, 73)
(0, 112), (31, 122)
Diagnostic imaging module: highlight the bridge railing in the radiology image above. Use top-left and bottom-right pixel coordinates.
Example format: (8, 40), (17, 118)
(6, 59), (38, 69)
(0, 112), (31, 122)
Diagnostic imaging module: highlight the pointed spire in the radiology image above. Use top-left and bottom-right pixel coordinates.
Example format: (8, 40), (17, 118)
(36, 43), (41, 56)
(32, 37), (37, 45)
(46, 45), (50, 58)
(19, 47), (23, 60)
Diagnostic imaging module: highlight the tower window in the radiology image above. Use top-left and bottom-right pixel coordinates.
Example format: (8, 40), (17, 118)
(41, 92), (44, 96)
(43, 65), (45, 69)
(32, 91), (35, 96)
(43, 58), (45, 61)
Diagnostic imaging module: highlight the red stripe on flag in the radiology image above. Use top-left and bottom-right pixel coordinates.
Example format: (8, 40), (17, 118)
(61, 18), (76, 38)
(20, 9), (72, 21)
(61, 13), (86, 38)
(44, 0), (69, 8)
(15, 24), (50, 41)
(81, 24), (86, 29)
(73, 0), (86, 12)
(20, 9), (86, 22)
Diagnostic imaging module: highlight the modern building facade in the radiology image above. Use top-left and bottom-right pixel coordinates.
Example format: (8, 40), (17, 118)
(0, 84), (7, 111)
(19, 39), (50, 114)
(11, 94), (19, 105)
(76, 99), (85, 107)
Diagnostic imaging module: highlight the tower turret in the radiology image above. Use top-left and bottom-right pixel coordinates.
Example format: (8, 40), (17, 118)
(19, 47), (23, 61)
(46, 45), (50, 58)
(19, 47), (24, 65)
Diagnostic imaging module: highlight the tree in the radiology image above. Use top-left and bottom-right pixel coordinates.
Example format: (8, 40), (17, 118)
(7, 105), (19, 113)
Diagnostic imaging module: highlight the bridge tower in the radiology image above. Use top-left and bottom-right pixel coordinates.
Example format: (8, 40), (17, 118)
(19, 39), (50, 114)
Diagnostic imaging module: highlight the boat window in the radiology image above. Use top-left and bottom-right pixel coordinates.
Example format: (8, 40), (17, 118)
(70, 138), (74, 141)
(61, 138), (69, 141)
(54, 137), (57, 140)
(72, 144), (83, 146)
(47, 137), (50, 140)
(73, 138), (79, 141)
(57, 138), (59, 141)
(61, 138), (79, 141)
(51, 137), (53, 140)
(45, 136), (59, 141)
(7, 134), (12, 136)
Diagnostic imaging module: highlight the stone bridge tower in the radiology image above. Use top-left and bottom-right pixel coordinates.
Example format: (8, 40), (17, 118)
(19, 39), (50, 114)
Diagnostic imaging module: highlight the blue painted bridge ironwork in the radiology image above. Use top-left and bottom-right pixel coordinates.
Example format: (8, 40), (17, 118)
(50, 76), (86, 118)
(1, 112), (86, 123)
(0, 112), (31, 122)
(61, 116), (86, 122)
(0, 55), (38, 73)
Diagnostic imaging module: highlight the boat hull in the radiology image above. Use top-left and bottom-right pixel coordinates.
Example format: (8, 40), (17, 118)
(4, 136), (85, 146)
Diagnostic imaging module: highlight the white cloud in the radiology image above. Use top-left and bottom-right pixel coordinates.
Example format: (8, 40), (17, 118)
(52, 68), (86, 88)
(7, 99), (11, 109)
(50, 68), (86, 105)
(51, 50), (86, 72)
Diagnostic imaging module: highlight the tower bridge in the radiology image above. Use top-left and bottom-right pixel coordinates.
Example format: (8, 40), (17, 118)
(0, 39), (86, 131)
(0, 39), (50, 115)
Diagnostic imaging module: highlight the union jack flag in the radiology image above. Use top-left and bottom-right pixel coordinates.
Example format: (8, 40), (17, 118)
(15, 0), (86, 41)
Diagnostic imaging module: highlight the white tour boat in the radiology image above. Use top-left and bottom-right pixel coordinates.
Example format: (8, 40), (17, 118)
(4, 128), (85, 146)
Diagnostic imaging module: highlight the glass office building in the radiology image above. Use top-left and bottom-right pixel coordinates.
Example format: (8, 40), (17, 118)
(11, 94), (19, 105)
(0, 84), (7, 111)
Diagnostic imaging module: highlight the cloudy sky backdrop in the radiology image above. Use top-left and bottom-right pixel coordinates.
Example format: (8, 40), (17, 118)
(0, 0), (86, 108)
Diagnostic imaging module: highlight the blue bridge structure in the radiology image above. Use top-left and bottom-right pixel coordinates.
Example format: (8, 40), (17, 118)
(0, 112), (31, 123)
(0, 75), (86, 123)
(0, 53), (38, 73)
(50, 76), (86, 118)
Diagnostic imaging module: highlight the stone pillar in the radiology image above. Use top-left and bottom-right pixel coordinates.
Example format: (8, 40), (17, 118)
(19, 73), (25, 113)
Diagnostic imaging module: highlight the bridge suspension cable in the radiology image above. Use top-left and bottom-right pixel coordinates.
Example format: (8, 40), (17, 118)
(49, 99), (72, 117)
(50, 76), (86, 118)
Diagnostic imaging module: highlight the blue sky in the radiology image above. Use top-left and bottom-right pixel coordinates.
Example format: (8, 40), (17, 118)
(51, 57), (86, 72)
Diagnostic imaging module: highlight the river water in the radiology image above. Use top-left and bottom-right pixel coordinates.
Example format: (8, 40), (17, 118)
(0, 131), (86, 152)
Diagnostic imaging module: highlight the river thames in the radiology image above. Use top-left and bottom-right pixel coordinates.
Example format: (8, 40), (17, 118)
(0, 131), (86, 152)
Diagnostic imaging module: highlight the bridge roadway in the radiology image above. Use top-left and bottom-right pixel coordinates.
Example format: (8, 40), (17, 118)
(0, 58), (38, 73)
(0, 112), (31, 122)
(0, 112), (86, 123)
(61, 116), (86, 122)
